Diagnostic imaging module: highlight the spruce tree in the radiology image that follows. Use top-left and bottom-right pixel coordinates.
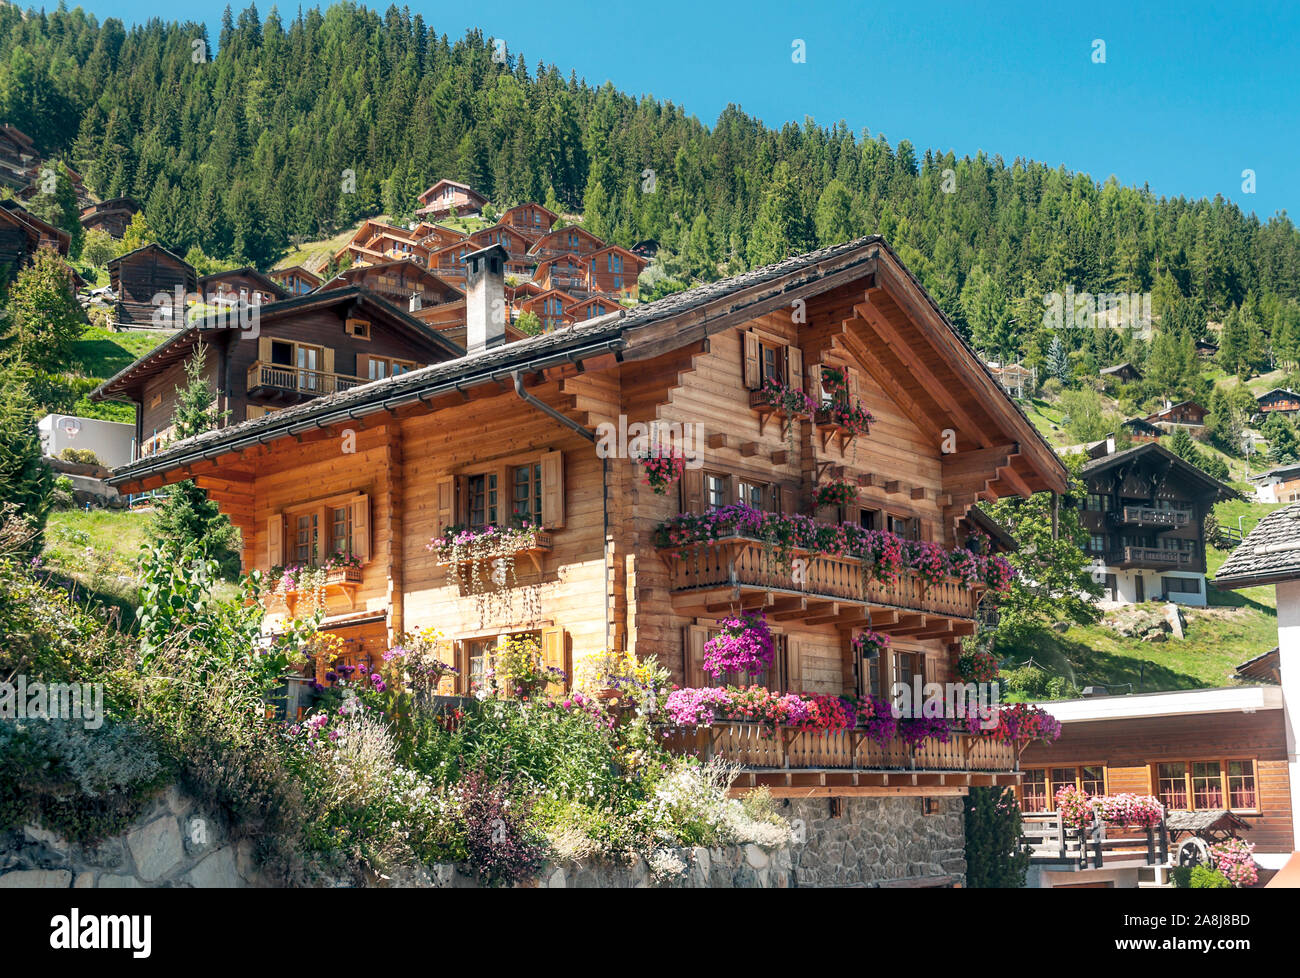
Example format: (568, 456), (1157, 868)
(964, 787), (1030, 888)
(0, 366), (53, 553)
(2, 248), (86, 372)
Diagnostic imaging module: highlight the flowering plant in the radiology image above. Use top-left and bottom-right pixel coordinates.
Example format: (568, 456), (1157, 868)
(633, 446), (686, 495)
(324, 552), (364, 571)
(1055, 784), (1093, 829)
(984, 554), (1015, 593)
(813, 478), (859, 511)
(753, 375), (816, 418)
(956, 649), (999, 683)
(383, 625), (459, 694)
(897, 713), (953, 748)
(851, 629), (890, 660)
(1210, 837), (1258, 887)
(862, 696), (899, 746)
(1096, 793), (1163, 829)
(702, 612), (774, 677)
(823, 401), (874, 435)
(904, 540), (950, 588)
(431, 521), (543, 560)
(663, 685), (812, 727)
(493, 633), (564, 700)
(789, 693), (857, 732)
(819, 366), (847, 394)
(969, 702), (1061, 742)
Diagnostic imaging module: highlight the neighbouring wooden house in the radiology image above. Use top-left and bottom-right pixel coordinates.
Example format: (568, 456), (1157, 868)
(1237, 648), (1281, 685)
(416, 179), (487, 219)
(412, 222), (467, 252)
(528, 225), (606, 263)
(91, 287), (463, 455)
(0, 200), (70, 274)
(532, 254), (590, 297)
(106, 243), (198, 328)
(1146, 399), (1208, 434)
(0, 124), (37, 189)
(1122, 416), (1163, 443)
(269, 265), (322, 296)
(1257, 388), (1300, 417)
(518, 288), (579, 331)
(319, 260), (485, 341)
(199, 268), (288, 306)
(1195, 338), (1219, 358)
(80, 197), (141, 238)
(463, 223), (535, 278)
(586, 245), (646, 299)
(987, 362), (1034, 400)
(1078, 442), (1237, 607)
(499, 202), (558, 243)
(106, 237), (1067, 829)
(567, 295), (621, 322)
(1100, 362), (1142, 384)
(1018, 686), (1293, 887)
(1250, 463), (1300, 504)
(426, 240), (476, 286)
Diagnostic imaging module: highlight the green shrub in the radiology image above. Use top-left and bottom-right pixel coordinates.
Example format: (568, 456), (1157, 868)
(965, 786), (1030, 887)
(1003, 664), (1051, 699)
(58, 448), (101, 465)
(1190, 866), (1233, 888)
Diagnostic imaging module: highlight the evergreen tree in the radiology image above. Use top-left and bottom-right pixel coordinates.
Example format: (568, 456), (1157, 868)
(1045, 334), (1071, 385)
(0, 366), (53, 552)
(814, 179), (855, 247)
(1264, 413), (1300, 465)
(120, 211), (157, 253)
(1, 248), (86, 372)
(964, 787), (1029, 888)
(26, 161), (84, 260)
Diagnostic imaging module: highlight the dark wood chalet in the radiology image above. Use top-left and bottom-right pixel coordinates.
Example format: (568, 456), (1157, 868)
(1146, 400), (1208, 432)
(1018, 687), (1291, 887)
(1257, 388), (1300, 416)
(518, 288), (578, 330)
(1079, 442), (1237, 606)
(0, 124), (37, 189)
(533, 254), (590, 297)
(199, 268), (288, 306)
(269, 266), (322, 296)
(91, 287), (464, 456)
(1100, 362), (1142, 384)
(0, 200), (70, 271)
(528, 225), (606, 263)
(106, 237), (1067, 797)
(107, 243), (198, 328)
(80, 197), (141, 238)
(1122, 416), (1163, 443)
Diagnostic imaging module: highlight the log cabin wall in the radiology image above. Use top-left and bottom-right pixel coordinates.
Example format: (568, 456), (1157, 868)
(140, 345), (217, 452)
(1018, 708), (1293, 854)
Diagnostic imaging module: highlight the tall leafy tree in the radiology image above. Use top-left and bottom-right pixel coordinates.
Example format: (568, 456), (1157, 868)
(1, 248), (86, 372)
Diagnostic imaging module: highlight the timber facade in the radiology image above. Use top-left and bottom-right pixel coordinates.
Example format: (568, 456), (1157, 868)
(107, 237), (1066, 796)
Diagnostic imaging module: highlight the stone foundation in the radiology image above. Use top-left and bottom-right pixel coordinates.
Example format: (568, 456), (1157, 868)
(784, 795), (966, 887)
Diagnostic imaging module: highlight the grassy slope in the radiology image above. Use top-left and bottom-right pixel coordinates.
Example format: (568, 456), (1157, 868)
(66, 326), (174, 422)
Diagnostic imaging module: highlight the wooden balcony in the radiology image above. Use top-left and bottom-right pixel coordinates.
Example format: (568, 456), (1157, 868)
(661, 722), (1021, 791)
(435, 531), (553, 574)
(658, 536), (979, 637)
(1022, 813), (1169, 870)
(247, 361), (369, 402)
(1105, 546), (1194, 570)
(1108, 506), (1190, 530)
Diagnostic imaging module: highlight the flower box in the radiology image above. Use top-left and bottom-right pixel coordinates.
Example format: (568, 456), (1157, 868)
(435, 530), (554, 574)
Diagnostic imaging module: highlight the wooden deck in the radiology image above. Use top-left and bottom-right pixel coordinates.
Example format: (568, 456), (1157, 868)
(658, 536), (980, 634)
(1022, 812), (1169, 870)
(661, 721), (1021, 793)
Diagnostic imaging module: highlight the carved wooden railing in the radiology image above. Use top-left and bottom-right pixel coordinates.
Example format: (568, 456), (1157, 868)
(1106, 546), (1193, 568)
(659, 722), (1018, 773)
(1110, 506), (1190, 529)
(657, 536), (979, 620)
(246, 361), (368, 397)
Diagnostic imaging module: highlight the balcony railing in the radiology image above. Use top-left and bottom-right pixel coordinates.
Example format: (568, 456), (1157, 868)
(246, 361), (369, 400)
(1021, 812), (1169, 869)
(657, 536), (979, 630)
(661, 722), (1020, 787)
(1105, 546), (1194, 570)
(1108, 506), (1190, 529)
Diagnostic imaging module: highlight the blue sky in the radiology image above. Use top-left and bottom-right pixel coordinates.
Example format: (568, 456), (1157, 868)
(99, 0), (1297, 219)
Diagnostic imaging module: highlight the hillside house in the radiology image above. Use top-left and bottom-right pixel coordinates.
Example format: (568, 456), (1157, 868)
(0, 200), (72, 277)
(1100, 362), (1142, 384)
(1122, 416), (1163, 443)
(499, 202), (558, 243)
(1195, 338), (1219, 358)
(532, 254), (590, 297)
(1018, 687), (1293, 887)
(518, 288), (578, 331)
(199, 268), (288, 306)
(269, 266), (322, 296)
(0, 124), (37, 189)
(320, 260), (478, 339)
(1146, 399), (1208, 435)
(586, 245), (646, 300)
(91, 287), (463, 455)
(528, 225), (606, 263)
(106, 244), (198, 328)
(106, 237), (1067, 822)
(80, 197), (141, 238)
(1078, 442), (1238, 607)
(1257, 388), (1300, 417)
(987, 362), (1034, 400)
(416, 179), (487, 219)
(1251, 464), (1300, 504)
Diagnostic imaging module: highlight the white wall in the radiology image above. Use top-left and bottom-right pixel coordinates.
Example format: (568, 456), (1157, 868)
(37, 414), (136, 469)
(1091, 563), (1207, 608)
(1276, 578), (1300, 850)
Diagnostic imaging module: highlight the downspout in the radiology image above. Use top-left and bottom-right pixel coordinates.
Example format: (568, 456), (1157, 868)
(510, 370), (612, 649)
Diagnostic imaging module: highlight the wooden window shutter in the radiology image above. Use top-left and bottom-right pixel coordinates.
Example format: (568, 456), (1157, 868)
(540, 626), (568, 694)
(909, 516), (922, 542)
(322, 347), (335, 376)
(780, 485), (798, 516)
(267, 513), (283, 568)
(541, 449), (565, 528)
(680, 467), (704, 513)
(351, 494), (371, 561)
(684, 625), (708, 688)
(435, 476), (455, 533)
(808, 363), (823, 403)
(356, 353), (370, 379)
(742, 330), (760, 390)
(788, 346), (803, 393)
(786, 637), (803, 692)
(444, 641), (463, 695)
(848, 366), (862, 403)
(258, 336), (272, 363)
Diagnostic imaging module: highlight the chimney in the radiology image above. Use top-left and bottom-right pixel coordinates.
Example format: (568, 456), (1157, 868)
(464, 243), (508, 355)
(409, 292), (422, 312)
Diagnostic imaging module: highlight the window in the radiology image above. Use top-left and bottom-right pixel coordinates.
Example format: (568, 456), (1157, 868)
(1085, 493), (1112, 512)
(1089, 534), (1107, 554)
(293, 512), (318, 564)
(1163, 576), (1201, 595)
(1050, 767), (1077, 802)
(467, 473), (498, 530)
(736, 479), (770, 511)
(1227, 760), (1257, 809)
(1022, 770), (1049, 812)
(512, 462), (543, 526)
(1079, 765), (1105, 796)
(465, 638), (495, 694)
(366, 356), (418, 381)
(1157, 763), (1189, 810)
(1156, 760), (1257, 812)
(706, 472), (730, 510)
(893, 650), (923, 690)
(329, 506), (351, 557)
(761, 341), (786, 384)
(704, 630), (787, 689)
(858, 508), (880, 531)
(1191, 761), (1224, 808)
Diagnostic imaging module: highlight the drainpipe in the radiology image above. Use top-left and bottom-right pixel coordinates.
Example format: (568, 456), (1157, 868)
(510, 370), (612, 649)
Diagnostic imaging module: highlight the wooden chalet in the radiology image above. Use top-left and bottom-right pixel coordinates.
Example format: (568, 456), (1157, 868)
(0, 124), (37, 189)
(426, 240), (476, 286)
(1145, 399), (1208, 432)
(533, 254), (590, 297)
(518, 288), (579, 331)
(1079, 442), (1237, 606)
(199, 268), (288, 306)
(1018, 686), (1292, 887)
(1250, 463), (1300, 504)
(80, 197), (141, 238)
(528, 225), (606, 263)
(416, 179), (487, 219)
(586, 245), (646, 299)
(568, 295), (621, 322)
(106, 243), (198, 328)
(106, 236), (1067, 796)
(269, 265), (322, 297)
(91, 287), (463, 456)
(411, 223), (467, 252)
(1195, 338), (1219, 358)
(1257, 388), (1300, 417)
(1100, 362), (1142, 384)
(317, 260), (497, 342)
(0, 200), (73, 282)
(1122, 416), (1163, 443)
(499, 202), (558, 243)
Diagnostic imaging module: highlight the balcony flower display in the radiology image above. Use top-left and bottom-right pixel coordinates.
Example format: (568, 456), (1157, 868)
(983, 554), (1015, 593)
(862, 696), (899, 746)
(1054, 784), (1093, 828)
(1097, 793), (1164, 829)
(1210, 838), (1259, 887)
(967, 702), (1061, 742)
(663, 685), (815, 728)
(813, 477), (859, 511)
(382, 625), (459, 695)
(633, 445), (686, 495)
(493, 634), (565, 700)
(851, 629), (890, 660)
(702, 612), (774, 677)
(903, 540), (949, 589)
(789, 693), (858, 732)
(897, 713), (953, 748)
(822, 401), (874, 435)
(430, 521), (545, 594)
(820, 366), (848, 394)
(956, 649), (999, 683)
(752, 375), (816, 419)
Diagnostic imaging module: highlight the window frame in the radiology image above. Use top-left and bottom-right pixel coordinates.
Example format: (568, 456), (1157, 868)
(1152, 758), (1259, 814)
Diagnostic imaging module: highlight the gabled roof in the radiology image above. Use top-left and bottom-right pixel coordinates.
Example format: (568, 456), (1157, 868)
(81, 196), (141, 217)
(321, 260), (463, 300)
(1123, 415), (1163, 434)
(269, 265), (323, 288)
(106, 236), (1069, 496)
(91, 286), (464, 402)
(1215, 502), (1300, 588)
(106, 241), (193, 270)
(500, 201), (559, 225)
(0, 199), (71, 251)
(1235, 647), (1279, 684)
(1080, 442), (1239, 501)
(1100, 362), (1141, 378)
(1250, 463), (1300, 483)
(198, 267), (289, 299)
(528, 225), (606, 254)
(1146, 399), (1207, 420)
(1257, 387), (1300, 402)
(519, 288), (579, 310)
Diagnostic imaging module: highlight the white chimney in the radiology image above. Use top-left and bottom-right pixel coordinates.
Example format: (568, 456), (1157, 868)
(409, 292), (422, 312)
(464, 243), (508, 355)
